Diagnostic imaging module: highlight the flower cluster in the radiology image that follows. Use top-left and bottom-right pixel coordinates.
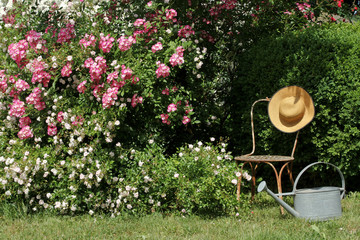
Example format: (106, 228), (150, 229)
(9, 99), (26, 117)
(151, 42), (163, 53)
(169, 46), (185, 67)
(28, 58), (51, 87)
(8, 40), (28, 68)
(117, 35), (136, 52)
(61, 62), (73, 77)
(17, 125), (33, 139)
(102, 87), (118, 109)
(26, 87), (46, 111)
(165, 9), (177, 21)
(155, 61), (170, 78)
(99, 33), (115, 53)
(84, 56), (107, 84)
(25, 30), (48, 53)
(79, 34), (97, 49)
(57, 23), (76, 44)
(178, 25), (195, 38)
(14, 79), (30, 93)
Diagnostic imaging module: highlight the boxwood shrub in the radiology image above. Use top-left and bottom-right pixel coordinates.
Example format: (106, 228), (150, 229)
(231, 22), (360, 191)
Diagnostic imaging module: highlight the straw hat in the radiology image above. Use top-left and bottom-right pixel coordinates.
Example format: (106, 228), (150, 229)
(268, 86), (315, 133)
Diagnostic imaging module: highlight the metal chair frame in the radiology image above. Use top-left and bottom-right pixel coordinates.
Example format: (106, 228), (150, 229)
(235, 98), (299, 213)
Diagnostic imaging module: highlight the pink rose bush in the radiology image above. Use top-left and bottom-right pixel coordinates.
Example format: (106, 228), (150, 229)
(0, 1), (204, 159)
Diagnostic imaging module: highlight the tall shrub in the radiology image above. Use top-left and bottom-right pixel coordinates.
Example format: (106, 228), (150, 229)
(231, 23), (360, 190)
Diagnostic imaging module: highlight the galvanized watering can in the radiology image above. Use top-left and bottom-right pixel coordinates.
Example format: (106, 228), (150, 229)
(258, 162), (345, 221)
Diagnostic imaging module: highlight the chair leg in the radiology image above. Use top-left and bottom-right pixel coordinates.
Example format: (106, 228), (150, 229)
(236, 161), (255, 201)
(236, 162), (247, 201)
(251, 163), (259, 201)
(265, 162), (285, 214)
(287, 161), (294, 185)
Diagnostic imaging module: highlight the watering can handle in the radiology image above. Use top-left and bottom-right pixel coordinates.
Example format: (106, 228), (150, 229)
(292, 162), (346, 199)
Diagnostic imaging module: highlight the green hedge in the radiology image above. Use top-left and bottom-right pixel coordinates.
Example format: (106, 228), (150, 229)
(231, 23), (360, 190)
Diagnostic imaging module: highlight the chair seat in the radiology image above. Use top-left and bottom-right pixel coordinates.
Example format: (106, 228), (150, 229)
(234, 155), (294, 162)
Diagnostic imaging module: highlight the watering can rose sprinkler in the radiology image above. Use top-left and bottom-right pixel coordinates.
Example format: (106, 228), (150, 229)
(258, 162), (346, 221)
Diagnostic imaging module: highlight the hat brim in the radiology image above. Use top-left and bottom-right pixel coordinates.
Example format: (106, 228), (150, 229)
(268, 86), (315, 133)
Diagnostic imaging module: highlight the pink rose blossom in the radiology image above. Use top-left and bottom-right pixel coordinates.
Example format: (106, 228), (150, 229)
(28, 58), (46, 73)
(182, 116), (191, 125)
(84, 57), (107, 83)
(31, 70), (51, 87)
(121, 65), (133, 80)
(18, 126), (33, 139)
(8, 75), (16, 84)
(165, 9), (177, 20)
(26, 87), (46, 111)
(169, 53), (184, 67)
(34, 101), (46, 111)
(8, 40), (29, 68)
(93, 84), (104, 98)
(72, 116), (84, 126)
(134, 19), (146, 27)
(160, 113), (170, 125)
(131, 94), (143, 108)
(15, 79), (30, 92)
(131, 76), (139, 85)
(61, 62), (72, 77)
(167, 103), (177, 112)
(84, 57), (94, 68)
(107, 71), (119, 83)
(19, 116), (31, 128)
(155, 62), (170, 78)
(77, 81), (87, 93)
(178, 25), (195, 38)
(9, 99), (26, 117)
(102, 87), (119, 109)
(47, 124), (57, 136)
(79, 34), (97, 49)
(117, 36), (136, 52)
(99, 33), (115, 53)
(111, 80), (126, 89)
(151, 42), (163, 53)
(57, 111), (64, 122)
(176, 46), (185, 56)
(25, 30), (48, 53)
(26, 87), (42, 105)
(162, 88), (170, 95)
(0, 79), (7, 93)
(57, 23), (75, 44)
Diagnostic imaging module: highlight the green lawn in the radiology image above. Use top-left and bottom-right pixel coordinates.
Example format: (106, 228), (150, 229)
(0, 192), (359, 240)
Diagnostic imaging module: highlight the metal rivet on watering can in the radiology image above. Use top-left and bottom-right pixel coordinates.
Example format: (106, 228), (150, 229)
(258, 162), (345, 221)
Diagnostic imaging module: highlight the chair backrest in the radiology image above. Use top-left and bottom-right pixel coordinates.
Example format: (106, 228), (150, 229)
(247, 98), (299, 157)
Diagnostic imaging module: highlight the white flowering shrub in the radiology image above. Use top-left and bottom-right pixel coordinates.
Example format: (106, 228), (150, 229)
(0, 138), (250, 216)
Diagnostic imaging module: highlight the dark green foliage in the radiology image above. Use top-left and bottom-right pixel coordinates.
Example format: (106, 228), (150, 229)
(231, 23), (360, 191)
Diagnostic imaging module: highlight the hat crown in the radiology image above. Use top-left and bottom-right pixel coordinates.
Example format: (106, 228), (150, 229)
(268, 86), (315, 133)
(279, 96), (305, 123)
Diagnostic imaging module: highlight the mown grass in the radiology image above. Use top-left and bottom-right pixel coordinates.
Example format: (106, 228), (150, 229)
(0, 192), (359, 240)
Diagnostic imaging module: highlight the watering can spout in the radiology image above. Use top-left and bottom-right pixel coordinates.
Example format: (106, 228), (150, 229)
(257, 181), (300, 218)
